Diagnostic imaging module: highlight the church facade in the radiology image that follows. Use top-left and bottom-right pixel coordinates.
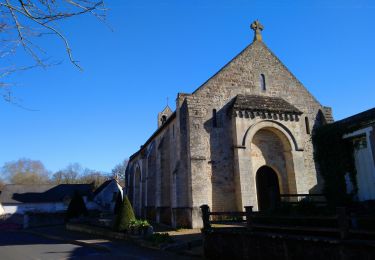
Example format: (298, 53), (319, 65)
(125, 21), (333, 228)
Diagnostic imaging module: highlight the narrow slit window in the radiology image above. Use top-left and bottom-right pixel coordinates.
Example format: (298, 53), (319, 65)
(213, 109), (217, 128)
(305, 117), (310, 134)
(260, 74), (266, 91)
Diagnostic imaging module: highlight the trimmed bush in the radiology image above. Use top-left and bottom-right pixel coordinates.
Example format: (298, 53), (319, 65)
(128, 219), (150, 231)
(113, 195), (135, 231)
(65, 192), (88, 221)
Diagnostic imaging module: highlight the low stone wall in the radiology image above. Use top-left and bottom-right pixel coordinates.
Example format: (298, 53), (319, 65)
(66, 223), (126, 239)
(1, 213), (66, 229)
(203, 228), (375, 260)
(0, 213), (23, 229)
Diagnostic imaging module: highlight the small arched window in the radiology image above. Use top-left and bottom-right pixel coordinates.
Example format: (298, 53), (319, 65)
(260, 74), (266, 91)
(161, 115), (167, 125)
(305, 117), (310, 135)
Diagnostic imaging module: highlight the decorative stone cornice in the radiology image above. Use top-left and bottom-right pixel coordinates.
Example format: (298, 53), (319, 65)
(230, 94), (302, 122)
(233, 110), (300, 122)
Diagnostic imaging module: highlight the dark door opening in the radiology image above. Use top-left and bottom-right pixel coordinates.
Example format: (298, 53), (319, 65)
(256, 166), (281, 211)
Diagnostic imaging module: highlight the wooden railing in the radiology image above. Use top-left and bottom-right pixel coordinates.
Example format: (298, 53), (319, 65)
(200, 205), (375, 240)
(280, 194), (327, 206)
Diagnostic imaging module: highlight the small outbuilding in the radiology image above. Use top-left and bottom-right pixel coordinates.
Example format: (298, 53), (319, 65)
(0, 184), (93, 215)
(92, 179), (123, 213)
(340, 108), (375, 201)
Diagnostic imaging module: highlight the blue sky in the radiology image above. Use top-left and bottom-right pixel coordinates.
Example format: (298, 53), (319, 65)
(1, 0), (374, 174)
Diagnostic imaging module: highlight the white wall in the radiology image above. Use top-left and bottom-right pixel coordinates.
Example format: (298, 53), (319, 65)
(94, 180), (123, 212)
(344, 126), (375, 201)
(2, 202), (67, 214)
(0, 203), (5, 215)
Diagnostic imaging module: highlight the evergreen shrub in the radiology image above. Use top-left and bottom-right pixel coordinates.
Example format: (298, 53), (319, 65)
(113, 195), (136, 231)
(65, 192), (88, 221)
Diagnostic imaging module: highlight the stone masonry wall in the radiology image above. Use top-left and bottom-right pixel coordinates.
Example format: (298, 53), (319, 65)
(127, 100), (194, 227)
(128, 38), (330, 228)
(186, 40), (327, 226)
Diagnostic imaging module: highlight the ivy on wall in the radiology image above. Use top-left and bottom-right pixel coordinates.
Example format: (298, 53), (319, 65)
(313, 123), (357, 206)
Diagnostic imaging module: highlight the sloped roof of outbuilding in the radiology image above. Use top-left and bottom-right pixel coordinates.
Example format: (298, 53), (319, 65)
(231, 94), (302, 115)
(93, 179), (112, 197)
(334, 107), (375, 132)
(0, 184), (93, 204)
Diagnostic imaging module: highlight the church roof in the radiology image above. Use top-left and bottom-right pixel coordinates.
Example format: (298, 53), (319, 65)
(232, 94), (303, 115)
(129, 111), (176, 160)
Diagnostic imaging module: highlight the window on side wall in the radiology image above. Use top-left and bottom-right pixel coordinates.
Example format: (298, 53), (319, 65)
(213, 109), (218, 128)
(305, 117), (310, 135)
(260, 74), (266, 91)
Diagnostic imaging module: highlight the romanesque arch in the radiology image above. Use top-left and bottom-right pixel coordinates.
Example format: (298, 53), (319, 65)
(243, 120), (303, 151)
(249, 124), (298, 209)
(158, 133), (172, 225)
(146, 143), (157, 220)
(133, 166), (142, 217)
(127, 165), (134, 204)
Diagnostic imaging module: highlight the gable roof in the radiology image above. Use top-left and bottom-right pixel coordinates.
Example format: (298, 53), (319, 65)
(128, 27), (323, 164)
(232, 94), (302, 115)
(93, 179), (112, 197)
(0, 184), (93, 204)
(160, 105), (172, 115)
(191, 40), (320, 107)
(335, 107), (375, 132)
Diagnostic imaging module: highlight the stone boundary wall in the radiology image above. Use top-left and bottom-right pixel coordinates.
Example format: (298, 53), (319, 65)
(25, 212), (66, 228)
(0, 213), (23, 228)
(1, 212), (67, 228)
(203, 229), (375, 260)
(66, 223), (126, 239)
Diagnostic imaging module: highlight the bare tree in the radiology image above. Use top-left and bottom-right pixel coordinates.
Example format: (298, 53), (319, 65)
(1, 158), (50, 184)
(51, 162), (81, 184)
(52, 163), (109, 188)
(51, 170), (65, 184)
(0, 178), (5, 189)
(0, 0), (106, 104)
(80, 169), (109, 189)
(111, 159), (128, 186)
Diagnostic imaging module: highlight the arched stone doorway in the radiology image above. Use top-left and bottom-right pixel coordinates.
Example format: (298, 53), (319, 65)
(256, 166), (281, 211)
(234, 120), (307, 213)
(250, 127), (298, 210)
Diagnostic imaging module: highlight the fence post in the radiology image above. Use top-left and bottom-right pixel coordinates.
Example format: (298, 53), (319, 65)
(337, 207), (349, 239)
(244, 206), (253, 230)
(200, 204), (211, 230)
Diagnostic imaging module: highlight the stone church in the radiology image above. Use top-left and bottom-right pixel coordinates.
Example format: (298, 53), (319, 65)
(125, 21), (333, 228)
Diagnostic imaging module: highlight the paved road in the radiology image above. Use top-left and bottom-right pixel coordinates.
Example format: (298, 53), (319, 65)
(0, 230), (196, 259)
(0, 230), (104, 260)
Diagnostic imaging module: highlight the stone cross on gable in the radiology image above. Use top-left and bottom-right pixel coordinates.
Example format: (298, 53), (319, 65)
(251, 20), (264, 42)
